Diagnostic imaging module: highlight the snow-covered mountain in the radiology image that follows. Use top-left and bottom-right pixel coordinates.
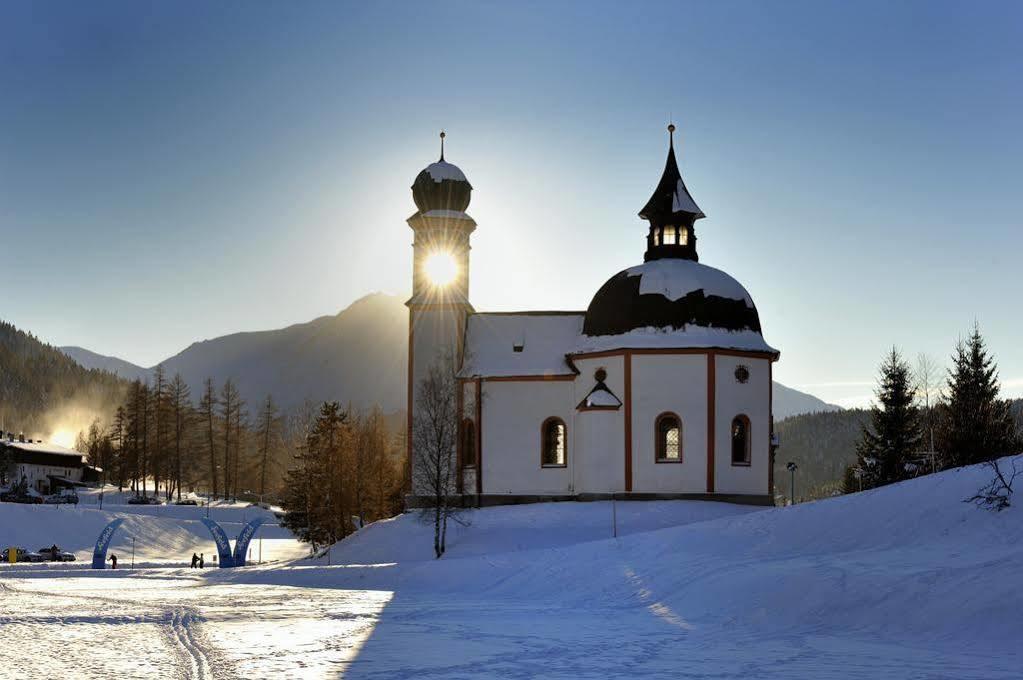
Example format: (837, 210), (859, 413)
(62, 292), (836, 418)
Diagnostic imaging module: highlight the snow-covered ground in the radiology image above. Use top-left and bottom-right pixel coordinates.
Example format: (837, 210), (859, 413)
(0, 485), (306, 567)
(2, 458), (1022, 679)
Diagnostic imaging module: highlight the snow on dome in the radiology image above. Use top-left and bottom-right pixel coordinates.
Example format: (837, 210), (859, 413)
(583, 259), (764, 338)
(624, 259), (753, 305)
(412, 159), (472, 213)
(573, 325), (778, 357)
(424, 161), (467, 183)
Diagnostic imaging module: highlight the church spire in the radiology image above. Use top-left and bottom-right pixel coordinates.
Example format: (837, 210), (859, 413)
(640, 125), (704, 262)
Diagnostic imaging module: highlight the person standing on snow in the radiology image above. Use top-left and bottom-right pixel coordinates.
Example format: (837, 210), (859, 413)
(190, 553), (199, 568)
(199, 553), (204, 569)
(109, 554), (118, 569)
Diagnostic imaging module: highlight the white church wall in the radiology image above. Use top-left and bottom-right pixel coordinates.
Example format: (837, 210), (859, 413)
(480, 380), (575, 495)
(630, 354), (709, 494)
(714, 355), (771, 496)
(571, 355), (625, 494)
(460, 380), (479, 492)
(409, 307), (468, 496)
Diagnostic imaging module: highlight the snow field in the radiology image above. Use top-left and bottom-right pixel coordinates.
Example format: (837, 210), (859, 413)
(1, 457), (1021, 678)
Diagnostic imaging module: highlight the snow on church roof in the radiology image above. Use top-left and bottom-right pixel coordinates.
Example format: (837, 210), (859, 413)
(624, 259), (753, 305)
(573, 325), (779, 357)
(423, 161), (467, 183)
(458, 312), (583, 378)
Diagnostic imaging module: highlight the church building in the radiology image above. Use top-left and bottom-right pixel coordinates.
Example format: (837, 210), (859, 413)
(406, 127), (779, 506)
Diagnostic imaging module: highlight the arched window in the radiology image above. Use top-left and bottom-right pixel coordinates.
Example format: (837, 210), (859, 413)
(541, 417), (567, 467)
(655, 412), (682, 462)
(461, 419), (477, 468)
(731, 415), (751, 466)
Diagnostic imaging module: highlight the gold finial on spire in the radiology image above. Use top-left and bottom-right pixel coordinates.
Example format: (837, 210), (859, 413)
(439, 130), (446, 161)
(667, 123), (676, 147)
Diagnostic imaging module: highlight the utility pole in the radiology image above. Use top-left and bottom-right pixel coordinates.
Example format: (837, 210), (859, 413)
(786, 461), (798, 506)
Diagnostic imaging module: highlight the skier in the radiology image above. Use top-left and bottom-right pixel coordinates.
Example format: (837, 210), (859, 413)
(109, 554), (118, 569)
(198, 553), (204, 569)
(190, 553), (199, 568)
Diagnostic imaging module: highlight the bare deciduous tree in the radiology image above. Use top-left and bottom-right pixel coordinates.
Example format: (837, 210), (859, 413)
(915, 353), (941, 469)
(412, 360), (468, 558)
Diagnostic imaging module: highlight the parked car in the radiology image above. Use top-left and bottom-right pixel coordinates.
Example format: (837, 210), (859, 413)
(174, 499), (198, 506)
(1, 547), (45, 563)
(44, 491), (79, 505)
(127, 495), (162, 505)
(0, 491), (42, 504)
(37, 546), (76, 562)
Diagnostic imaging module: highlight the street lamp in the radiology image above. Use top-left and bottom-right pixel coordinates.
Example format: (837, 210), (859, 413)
(786, 461), (798, 506)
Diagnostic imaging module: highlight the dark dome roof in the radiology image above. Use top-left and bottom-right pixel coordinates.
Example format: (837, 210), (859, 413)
(412, 161), (472, 213)
(583, 259), (762, 337)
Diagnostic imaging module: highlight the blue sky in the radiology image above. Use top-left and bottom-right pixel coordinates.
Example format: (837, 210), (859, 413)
(1, 1), (1020, 407)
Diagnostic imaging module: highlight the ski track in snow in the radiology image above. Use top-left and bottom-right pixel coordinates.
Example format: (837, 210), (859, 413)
(0, 579), (223, 680)
(2, 458), (1022, 678)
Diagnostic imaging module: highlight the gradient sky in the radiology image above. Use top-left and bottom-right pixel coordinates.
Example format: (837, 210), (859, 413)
(1, 1), (1021, 407)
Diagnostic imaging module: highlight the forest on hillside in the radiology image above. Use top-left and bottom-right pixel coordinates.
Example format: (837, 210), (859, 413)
(0, 320), (127, 438)
(1, 319), (406, 516)
(773, 409), (871, 499)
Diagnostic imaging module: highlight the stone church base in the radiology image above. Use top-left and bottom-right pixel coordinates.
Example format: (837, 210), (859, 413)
(406, 492), (775, 509)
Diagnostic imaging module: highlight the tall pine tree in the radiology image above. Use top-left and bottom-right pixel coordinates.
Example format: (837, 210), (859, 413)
(937, 324), (1018, 468)
(854, 348), (922, 489)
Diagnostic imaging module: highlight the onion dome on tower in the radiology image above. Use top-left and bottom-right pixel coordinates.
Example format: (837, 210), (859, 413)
(411, 131), (473, 216)
(580, 125), (776, 357)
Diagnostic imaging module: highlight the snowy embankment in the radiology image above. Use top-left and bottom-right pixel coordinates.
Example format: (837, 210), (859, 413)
(1, 458), (1021, 679)
(218, 456), (1023, 677)
(0, 486), (305, 566)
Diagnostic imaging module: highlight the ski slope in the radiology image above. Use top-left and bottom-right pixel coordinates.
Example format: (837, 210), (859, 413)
(2, 458), (1021, 679)
(0, 486), (306, 567)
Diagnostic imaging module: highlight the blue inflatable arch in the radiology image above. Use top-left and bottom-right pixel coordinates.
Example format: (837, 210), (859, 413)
(91, 518), (124, 569)
(200, 518), (235, 568)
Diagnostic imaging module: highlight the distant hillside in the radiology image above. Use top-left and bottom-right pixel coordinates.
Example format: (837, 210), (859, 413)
(773, 409), (870, 499)
(63, 293), (408, 414)
(0, 320), (127, 439)
(772, 382), (841, 420)
(61, 346), (150, 382)
(772, 399), (1023, 499)
(62, 292), (836, 420)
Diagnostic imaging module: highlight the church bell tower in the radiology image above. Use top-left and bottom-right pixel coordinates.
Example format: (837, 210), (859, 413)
(406, 132), (475, 496)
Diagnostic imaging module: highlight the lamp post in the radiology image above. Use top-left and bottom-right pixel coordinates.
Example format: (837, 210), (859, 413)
(786, 461), (798, 506)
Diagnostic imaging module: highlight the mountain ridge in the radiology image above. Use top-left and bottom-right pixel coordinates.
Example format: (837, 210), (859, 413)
(60, 292), (837, 419)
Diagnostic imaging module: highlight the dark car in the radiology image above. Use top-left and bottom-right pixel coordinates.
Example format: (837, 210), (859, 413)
(44, 491), (79, 505)
(127, 495), (162, 505)
(38, 546), (76, 562)
(0, 491), (42, 504)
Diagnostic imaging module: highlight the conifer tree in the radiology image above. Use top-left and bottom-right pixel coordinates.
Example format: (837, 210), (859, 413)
(199, 379), (219, 498)
(854, 348), (921, 488)
(937, 324), (1019, 468)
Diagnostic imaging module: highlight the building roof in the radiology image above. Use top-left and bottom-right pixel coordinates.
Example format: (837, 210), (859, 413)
(572, 326), (779, 357)
(458, 312), (584, 378)
(638, 128), (704, 223)
(582, 258), (767, 341)
(411, 135), (473, 215)
(1, 441), (85, 468)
